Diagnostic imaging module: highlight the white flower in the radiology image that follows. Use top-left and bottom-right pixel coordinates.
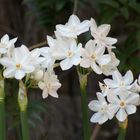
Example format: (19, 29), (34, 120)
(0, 34), (17, 54)
(0, 45), (35, 80)
(107, 91), (139, 122)
(104, 70), (133, 92)
(101, 51), (120, 76)
(80, 40), (111, 74)
(30, 48), (45, 67)
(90, 18), (117, 48)
(88, 92), (113, 124)
(58, 39), (82, 70)
(39, 47), (55, 69)
(56, 15), (90, 38)
(38, 70), (61, 98)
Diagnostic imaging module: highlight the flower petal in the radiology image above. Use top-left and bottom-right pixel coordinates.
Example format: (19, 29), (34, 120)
(15, 70), (25, 80)
(116, 108), (127, 122)
(123, 70), (133, 85)
(88, 100), (100, 112)
(125, 105), (136, 115)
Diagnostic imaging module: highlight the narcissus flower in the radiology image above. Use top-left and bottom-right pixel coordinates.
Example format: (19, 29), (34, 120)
(107, 91), (139, 122)
(88, 92), (113, 124)
(80, 40), (111, 74)
(90, 18), (117, 48)
(38, 70), (61, 98)
(0, 34), (17, 54)
(56, 15), (90, 38)
(0, 45), (35, 80)
(104, 70), (133, 92)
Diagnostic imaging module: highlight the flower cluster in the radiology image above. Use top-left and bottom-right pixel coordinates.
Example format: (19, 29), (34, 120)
(89, 70), (140, 124)
(0, 15), (139, 125)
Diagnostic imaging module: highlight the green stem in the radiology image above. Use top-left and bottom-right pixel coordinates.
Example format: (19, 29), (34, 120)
(20, 111), (29, 140)
(117, 118), (128, 140)
(77, 68), (91, 140)
(0, 78), (6, 140)
(18, 80), (29, 140)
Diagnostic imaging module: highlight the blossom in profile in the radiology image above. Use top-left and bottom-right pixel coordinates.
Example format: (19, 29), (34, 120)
(56, 15), (90, 38)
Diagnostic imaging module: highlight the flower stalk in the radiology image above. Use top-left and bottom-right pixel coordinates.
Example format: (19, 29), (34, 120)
(18, 80), (29, 140)
(0, 75), (6, 140)
(77, 67), (91, 140)
(117, 118), (128, 140)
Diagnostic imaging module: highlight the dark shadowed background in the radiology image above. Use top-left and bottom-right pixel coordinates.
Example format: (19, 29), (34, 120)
(0, 0), (140, 140)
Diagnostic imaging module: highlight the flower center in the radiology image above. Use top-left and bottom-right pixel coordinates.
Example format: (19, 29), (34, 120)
(120, 81), (125, 87)
(16, 64), (21, 69)
(91, 53), (96, 60)
(120, 101), (125, 108)
(67, 51), (73, 57)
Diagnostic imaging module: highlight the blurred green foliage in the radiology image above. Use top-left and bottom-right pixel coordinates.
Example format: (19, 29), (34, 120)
(24, 0), (140, 73)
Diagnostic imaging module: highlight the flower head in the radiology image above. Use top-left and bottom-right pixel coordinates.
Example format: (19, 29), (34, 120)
(90, 18), (117, 48)
(88, 92), (113, 124)
(38, 70), (61, 98)
(80, 40), (111, 74)
(0, 45), (35, 80)
(107, 91), (139, 122)
(56, 15), (90, 38)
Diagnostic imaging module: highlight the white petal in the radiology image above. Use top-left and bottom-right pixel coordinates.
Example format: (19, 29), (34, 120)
(3, 68), (15, 78)
(108, 104), (119, 115)
(42, 90), (48, 99)
(107, 93), (120, 104)
(80, 59), (91, 68)
(126, 93), (140, 105)
(1, 34), (9, 43)
(98, 114), (108, 124)
(91, 62), (102, 74)
(15, 70), (25, 80)
(60, 58), (73, 70)
(77, 20), (90, 34)
(0, 58), (15, 67)
(47, 36), (55, 47)
(97, 54), (111, 65)
(125, 105), (136, 115)
(38, 81), (44, 88)
(116, 108), (127, 122)
(98, 24), (110, 37)
(68, 15), (80, 26)
(103, 79), (118, 88)
(88, 100), (100, 112)
(104, 37), (117, 45)
(49, 90), (59, 98)
(22, 65), (35, 73)
(90, 112), (101, 123)
(112, 70), (123, 83)
(96, 92), (106, 103)
(90, 18), (98, 35)
(123, 70), (133, 85)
